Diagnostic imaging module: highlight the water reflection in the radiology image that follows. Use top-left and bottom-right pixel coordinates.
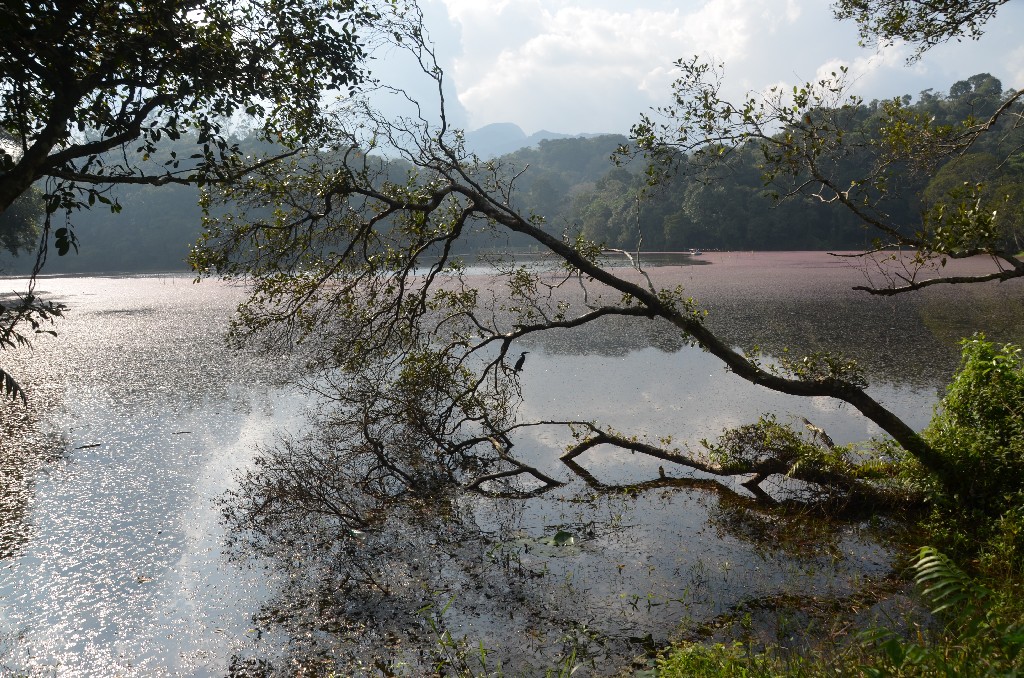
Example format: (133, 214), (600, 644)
(0, 257), (1021, 675)
(0, 408), (66, 561)
(221, 435), (895, 675)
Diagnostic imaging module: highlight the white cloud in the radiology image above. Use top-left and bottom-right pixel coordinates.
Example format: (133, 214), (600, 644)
(678, 0), (770, 62)
(429, 0), (1021, 134)
(438, 0), (806, 133)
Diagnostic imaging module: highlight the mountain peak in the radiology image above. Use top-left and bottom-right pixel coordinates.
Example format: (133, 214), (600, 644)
(464, 123), (602, 158)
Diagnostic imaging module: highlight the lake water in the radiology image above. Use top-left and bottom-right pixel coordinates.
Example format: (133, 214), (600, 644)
(2, 253), (1022, 675)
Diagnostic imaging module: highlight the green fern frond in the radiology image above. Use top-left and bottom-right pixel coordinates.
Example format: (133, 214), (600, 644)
(913, 546), (988, 616)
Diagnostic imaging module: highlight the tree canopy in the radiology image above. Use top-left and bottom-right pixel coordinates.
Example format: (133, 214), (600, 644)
(0, 0), (368, 216)
(833, 0), (1010, 60)
(0, 0), (377, 402)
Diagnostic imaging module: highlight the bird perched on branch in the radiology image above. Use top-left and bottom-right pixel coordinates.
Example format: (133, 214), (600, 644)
(514, 351), (529, 372)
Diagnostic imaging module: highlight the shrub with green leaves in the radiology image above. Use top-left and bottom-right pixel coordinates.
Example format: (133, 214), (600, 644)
(922, 335), (1024, 568)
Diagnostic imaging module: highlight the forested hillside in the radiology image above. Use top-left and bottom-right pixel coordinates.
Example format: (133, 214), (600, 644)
(1, 73), (1019, 274)
(565, 72), (1022, 251)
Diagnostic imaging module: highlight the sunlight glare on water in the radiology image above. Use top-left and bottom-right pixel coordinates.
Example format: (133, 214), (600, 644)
(1, 275), (305, 675)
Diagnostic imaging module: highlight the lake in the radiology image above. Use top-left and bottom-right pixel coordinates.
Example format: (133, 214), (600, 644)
(2, 252), (1022, 675)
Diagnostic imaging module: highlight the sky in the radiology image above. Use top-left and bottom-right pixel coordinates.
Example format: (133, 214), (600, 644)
(373, 0), (1024, 136)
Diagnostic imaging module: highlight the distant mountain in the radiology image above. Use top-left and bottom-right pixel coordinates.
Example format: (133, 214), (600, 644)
(464, 122), (607, 158)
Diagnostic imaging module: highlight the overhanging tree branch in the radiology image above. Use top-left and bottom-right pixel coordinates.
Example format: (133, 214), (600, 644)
(194, 6), (970, 516)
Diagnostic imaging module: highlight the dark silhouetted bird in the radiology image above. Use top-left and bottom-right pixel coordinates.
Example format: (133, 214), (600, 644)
(514, 351), (529, 372)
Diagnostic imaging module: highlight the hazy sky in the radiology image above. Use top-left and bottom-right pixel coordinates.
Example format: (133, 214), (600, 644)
(384, 0), (1024, 135)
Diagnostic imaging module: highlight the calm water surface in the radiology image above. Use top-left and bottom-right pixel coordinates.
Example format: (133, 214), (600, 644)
(1, 253), (1022, 675)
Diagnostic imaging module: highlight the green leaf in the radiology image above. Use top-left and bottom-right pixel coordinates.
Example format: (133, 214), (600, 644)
(552, 529), (574, 546)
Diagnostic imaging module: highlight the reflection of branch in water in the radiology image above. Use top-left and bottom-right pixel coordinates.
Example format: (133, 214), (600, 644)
(464, 431), (565, 497)
(0, 408), (67, 560)
(545, 459), (898, 574)
(465, 466), (563, 497)
(223, 456), (631, 673)
(558, 455), (866, 560)
(220, 405), (917, 673)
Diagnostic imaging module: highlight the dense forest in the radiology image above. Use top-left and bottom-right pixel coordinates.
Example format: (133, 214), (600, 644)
(1, 72), (1020, 274)
(558, 72), (1022, 252)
